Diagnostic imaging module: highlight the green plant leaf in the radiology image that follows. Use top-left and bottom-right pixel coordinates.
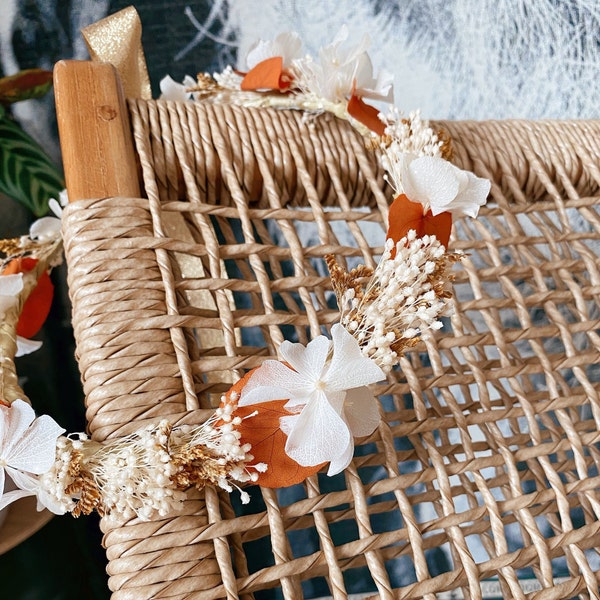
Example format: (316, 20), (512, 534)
(0, 69), (53, 105)
(0, 116), (64, 216)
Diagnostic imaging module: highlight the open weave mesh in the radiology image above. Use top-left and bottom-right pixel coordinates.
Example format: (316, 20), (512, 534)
(62, 103), (600, 600)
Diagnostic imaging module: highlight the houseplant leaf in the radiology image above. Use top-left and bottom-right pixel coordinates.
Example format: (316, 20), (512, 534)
(0, 115), (64, 217)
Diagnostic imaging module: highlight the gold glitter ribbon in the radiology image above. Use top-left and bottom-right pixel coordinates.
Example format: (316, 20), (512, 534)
(82, 6), (151, 100)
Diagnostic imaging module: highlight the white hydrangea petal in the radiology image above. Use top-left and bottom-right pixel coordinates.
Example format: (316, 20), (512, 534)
(159, 75), (191, 102)
(48, 197), (63, 218)
(339, 29), (370, 64)
(0, 485), (33, 511)
(182, 75), (197, 89)
(240, 384), (297, 406)
(1, 400), (35, 458)
(246, 31), (302, 69)
(326, 324), (384, 391)
(279, 335), (330, 382)
(15, 336), (43, 357)
(29, 216), (61, 242)
(279, 413), (300, 437)
(353, 52), (393, 102)
(450, 171), (491, 218)
(398, 153), (418, 200)
(238, 360), (312, 406)
(5, 467), (38, 496)
(6, 405), (64, 474)
(324, 390), (346, 415)
(343, 387), (381, 437)
(406, 155), (460, 212)
(331, 24), (350, 47)
(284, 393), (351, 467)
(326, 437), (354, 476)
(361, 68), (394, 102)
(353, 51), (375, 87)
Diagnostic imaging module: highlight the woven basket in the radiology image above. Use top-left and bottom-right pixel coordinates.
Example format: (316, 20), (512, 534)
(57, 76), (600, 599)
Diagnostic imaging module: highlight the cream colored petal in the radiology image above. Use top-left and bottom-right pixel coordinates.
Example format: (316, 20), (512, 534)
(29, 216), (61, 242)
(238, 360), (312, 406)
(326, 324), (384, 391)
(344, 387), (381, 438)
(285, 393), (351, 468)
(15, 336), (43, 357)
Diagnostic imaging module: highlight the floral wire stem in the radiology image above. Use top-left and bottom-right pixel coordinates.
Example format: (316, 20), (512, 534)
(327, 231), (462, 373)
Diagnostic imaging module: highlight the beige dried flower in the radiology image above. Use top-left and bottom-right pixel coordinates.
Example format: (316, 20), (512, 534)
(328, 232), (462, 373)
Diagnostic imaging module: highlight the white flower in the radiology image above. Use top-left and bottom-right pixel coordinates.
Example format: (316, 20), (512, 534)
(48, 189), (68, 218)
(29, 216), (61, 242)
(400, 154), (491, 217)
(15, 189), (66, 265)
(0, 399), (64, 511)
(15, 336), (42, 357)
(239, 323), (384, 475)
(297, 26), (393, 104)
(159, 75), (198, 102)
(246, 31), (302, 70)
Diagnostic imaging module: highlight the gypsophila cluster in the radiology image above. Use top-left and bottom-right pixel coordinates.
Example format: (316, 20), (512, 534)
(174, 402), (267, 505)
(330, 232), (461, 373)
(84, 421), (184, 520)
(36, 436), (78, 515)
(378, 108), (443, 196)
(35, 414), (265, 521)
(212, 65), (243, 91)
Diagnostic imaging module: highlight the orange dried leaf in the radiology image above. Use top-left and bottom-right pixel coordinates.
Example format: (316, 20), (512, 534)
(0, 69), (53, 105)
(222, 369), (323, 488)
(2, 257), (54, 338)
(241, 56), (292, 92)
(347, 93), (385, 135)
(387, 194), (453, 248)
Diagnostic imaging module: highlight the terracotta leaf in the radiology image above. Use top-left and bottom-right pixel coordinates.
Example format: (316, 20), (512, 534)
(387, 194), (453, 248)
(0, 69), (53, 105)
(222, 369), (324, 488)
(2, 257), (54, 338)
(347, 93), (386, 135)
(241, 56), (292, 92)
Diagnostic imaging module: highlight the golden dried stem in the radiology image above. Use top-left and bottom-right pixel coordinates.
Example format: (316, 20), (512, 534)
(171, 443), (236, 490)
(66, 450), (105, 517)
(436, 128), (453, 161)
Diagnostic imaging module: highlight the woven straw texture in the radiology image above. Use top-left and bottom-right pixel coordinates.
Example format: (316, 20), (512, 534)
(62, 103), (600, 600)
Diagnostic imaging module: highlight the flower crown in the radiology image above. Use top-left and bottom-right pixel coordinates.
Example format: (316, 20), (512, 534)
(0, 29), (490, 521)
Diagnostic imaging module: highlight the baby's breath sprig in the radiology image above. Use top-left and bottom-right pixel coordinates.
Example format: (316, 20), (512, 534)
(327, 231), (462, 373)
(38, 408), (265, 521)
(375, 108), (448, 196)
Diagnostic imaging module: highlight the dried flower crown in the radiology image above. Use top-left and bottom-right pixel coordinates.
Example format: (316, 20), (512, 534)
(0, 28), (490, 521)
